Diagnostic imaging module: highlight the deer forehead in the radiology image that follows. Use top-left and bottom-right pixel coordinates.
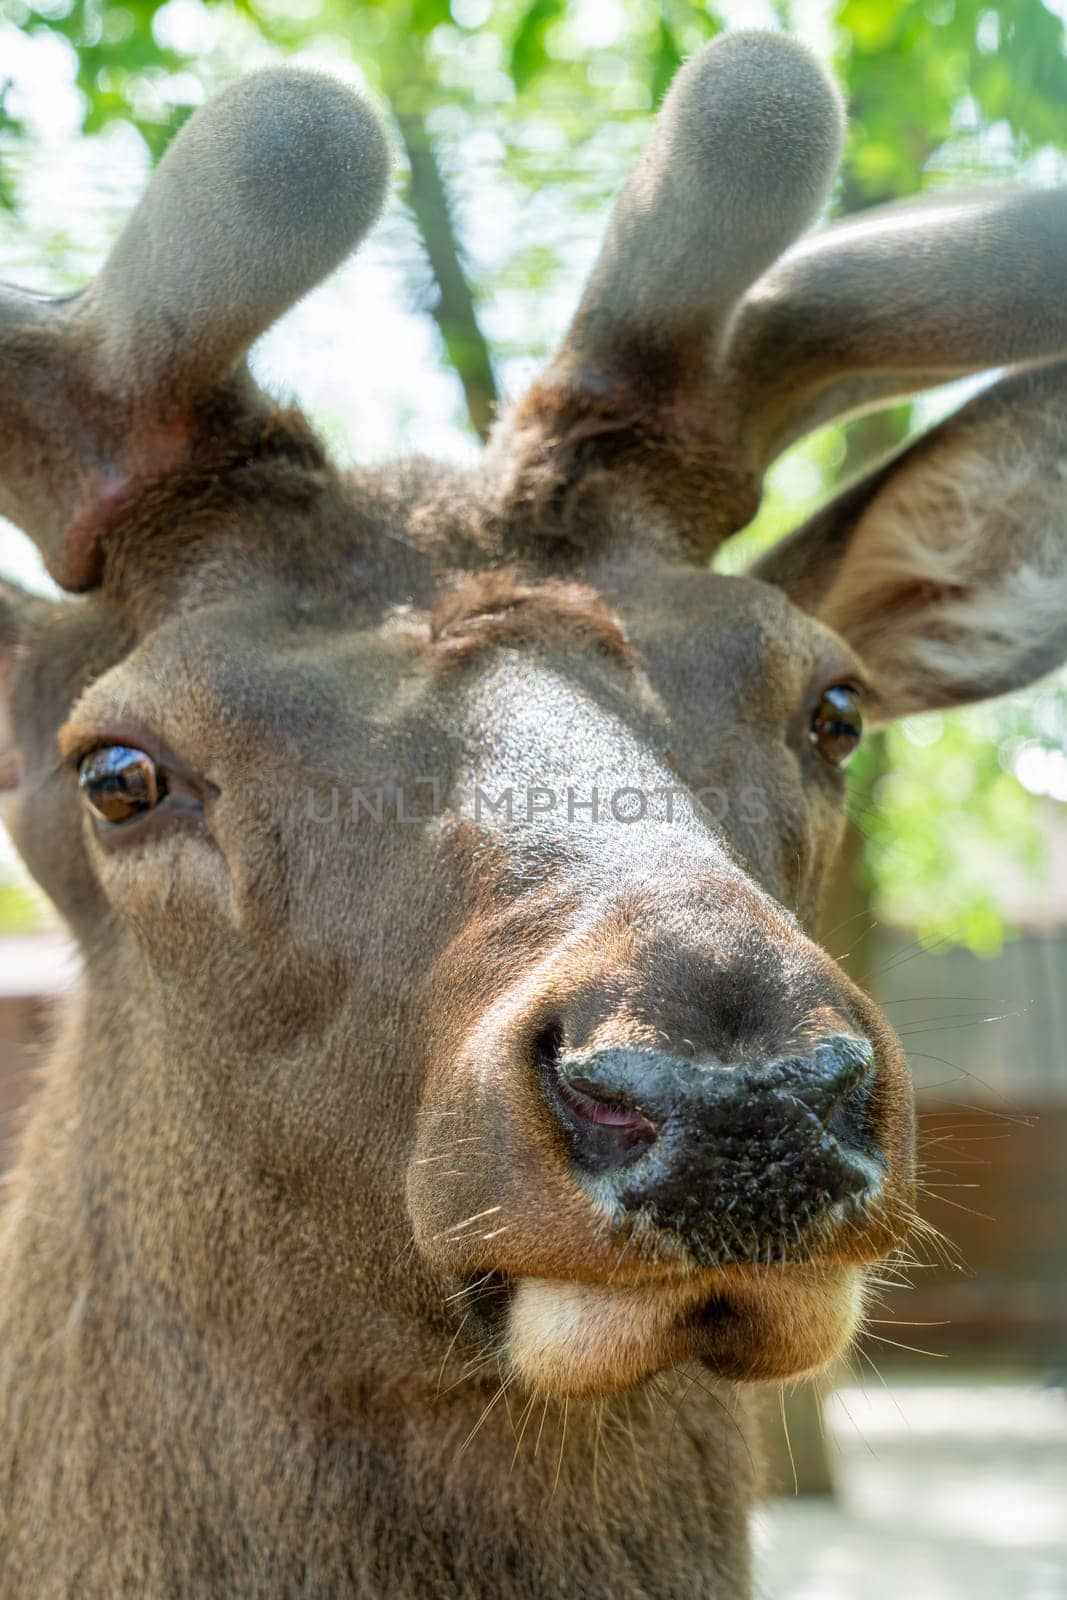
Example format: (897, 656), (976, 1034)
(54, 552), (846, 774)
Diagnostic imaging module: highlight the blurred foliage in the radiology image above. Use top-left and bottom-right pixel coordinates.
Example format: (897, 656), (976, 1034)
(839, 0), (1067, 205)
(0, 878), (49, 933)
(0, 80), (19, 209)
(862, 712), (1053, 955)
(1, 0), (1066, 945)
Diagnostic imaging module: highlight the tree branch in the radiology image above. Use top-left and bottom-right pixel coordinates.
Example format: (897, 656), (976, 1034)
(397, 112), (499, 442)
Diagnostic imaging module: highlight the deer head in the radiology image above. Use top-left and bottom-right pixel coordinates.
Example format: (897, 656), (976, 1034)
(1, 30), (1065, 1541)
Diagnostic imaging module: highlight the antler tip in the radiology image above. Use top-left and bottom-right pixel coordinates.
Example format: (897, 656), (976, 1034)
(184, 67), (392, 265)
(83, 66), (392, 402)
(665, 30), (844, 212)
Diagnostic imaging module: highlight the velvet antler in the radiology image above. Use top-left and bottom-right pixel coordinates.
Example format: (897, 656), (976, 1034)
(496, 32), (1067, 563)
(0, 69), (390, 590)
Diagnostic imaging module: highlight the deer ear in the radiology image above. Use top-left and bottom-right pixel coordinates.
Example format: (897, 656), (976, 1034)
(752, 361), (1067, 719)
(0, 69), (390, 592)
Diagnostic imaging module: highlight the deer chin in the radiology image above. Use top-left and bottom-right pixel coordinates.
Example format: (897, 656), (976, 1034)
(503, 1265), (864, 1399)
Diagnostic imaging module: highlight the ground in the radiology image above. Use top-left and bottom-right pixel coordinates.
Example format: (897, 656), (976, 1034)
(757, 1381), (1067, 1600)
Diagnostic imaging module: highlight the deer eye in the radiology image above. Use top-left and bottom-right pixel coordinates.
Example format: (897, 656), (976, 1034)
(810, 685), (863, 767)
(78, 745), (165, 824)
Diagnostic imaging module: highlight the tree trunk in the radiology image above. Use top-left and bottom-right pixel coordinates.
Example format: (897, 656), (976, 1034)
(396, 112), (499, 442)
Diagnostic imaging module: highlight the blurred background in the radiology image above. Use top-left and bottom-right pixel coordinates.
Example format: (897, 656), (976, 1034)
(1, 1), (1065, 1595)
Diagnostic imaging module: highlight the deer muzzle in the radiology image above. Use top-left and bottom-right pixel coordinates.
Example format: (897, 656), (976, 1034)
(543, 1032), (881, 1265)
(413, 879), (914, 1396)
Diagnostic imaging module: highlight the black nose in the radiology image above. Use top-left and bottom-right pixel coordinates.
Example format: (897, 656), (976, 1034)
(541, 1033), (881, 1267)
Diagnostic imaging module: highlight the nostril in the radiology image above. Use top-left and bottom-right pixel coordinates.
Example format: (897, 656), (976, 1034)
(557, 1076), (658, 1137)
(807, 1034), (880, 1165)
(535, 1029), (658, 1172)
(795, 1034), (876, 1122)
(534, 1022), (564, 1067)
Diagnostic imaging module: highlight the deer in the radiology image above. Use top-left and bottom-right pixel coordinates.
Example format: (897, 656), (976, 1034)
(0, 28), (1065, 1599)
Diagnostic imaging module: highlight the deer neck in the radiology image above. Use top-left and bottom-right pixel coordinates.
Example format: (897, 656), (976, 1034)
(1, 1001), (756, 1598)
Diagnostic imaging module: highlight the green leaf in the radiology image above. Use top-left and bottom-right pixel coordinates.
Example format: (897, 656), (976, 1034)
(509, 0), (566, 92)
(650, 18), (682, 106)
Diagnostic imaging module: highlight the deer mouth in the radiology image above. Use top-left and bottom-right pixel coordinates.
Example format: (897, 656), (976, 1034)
(489, 1261), (864, 1400)
(424, 1007), (902, 1398)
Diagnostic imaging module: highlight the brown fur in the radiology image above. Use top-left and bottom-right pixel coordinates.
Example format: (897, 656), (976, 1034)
(1, 32), (1065, 1600)
(429, 571), (636, 668)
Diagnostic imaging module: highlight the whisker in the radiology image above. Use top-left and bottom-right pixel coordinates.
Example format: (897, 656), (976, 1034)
(915, 1188), (995, 1223)
(510, 1391), (539, 1472)
(866, 1331), (947, 1359)
(436, 1311), (470, 1397)
(440, 1353), (498, 1395)
(623, 1392), (647, 1495)
(832, 1387), (879, 1460)
(867, 1317), (949, 1326)
(592, 1399), (604, 1509)
(459, 1369), (515, 1453)
(778, 1385), (798, 1497)
(552, 1399), (569, 1499)
(433, 1205), (502, 1240)
(446, 1272), (495, 1304)
(534, 1395), (551, 1460)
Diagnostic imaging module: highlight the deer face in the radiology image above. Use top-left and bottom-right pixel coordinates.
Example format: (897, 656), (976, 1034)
(407, 561), (913, 1396)
(1, 37), (1065, 1409)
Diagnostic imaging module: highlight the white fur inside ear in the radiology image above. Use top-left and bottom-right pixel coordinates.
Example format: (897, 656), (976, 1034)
(821, 390), (1067, 714)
